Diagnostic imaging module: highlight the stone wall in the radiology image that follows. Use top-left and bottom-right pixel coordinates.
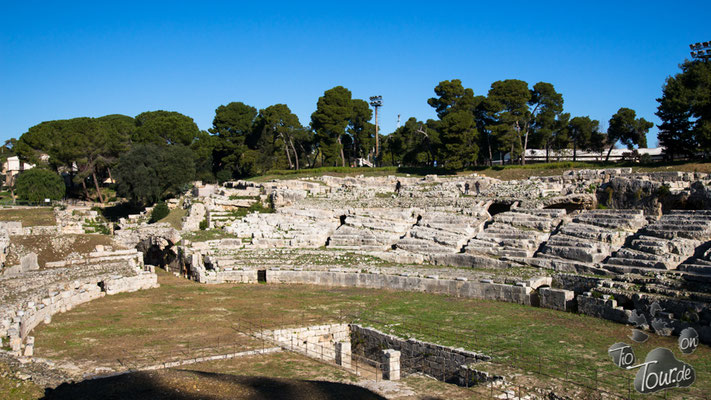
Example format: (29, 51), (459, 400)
(266, 269), (533, 305)
(262, 323), (349, 363)
(350, 324), (494, 384)
(538, 287), (575, 311)
(1, 247), (159, 357)
(577, 294), (630, 325)
(2, 270), (158, 355)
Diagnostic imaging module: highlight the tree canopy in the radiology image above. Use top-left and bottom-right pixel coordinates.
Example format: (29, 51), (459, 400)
(15, 59), (705, 206)
(657, 60), (711, 159)
(15, 168), (65, 203)
(607, 108), (653, 161)
(114, 144), (195, 205)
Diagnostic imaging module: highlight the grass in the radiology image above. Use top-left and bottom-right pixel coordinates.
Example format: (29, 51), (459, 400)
(158, 207), (187, 230)
(30, 271), (711, 398)
(0, 361), (44, 400)
(5, 234), (117, 266)
(227, 202), (275, 219)
(0, 207), (56, 227)
(182, 229), (240, 242)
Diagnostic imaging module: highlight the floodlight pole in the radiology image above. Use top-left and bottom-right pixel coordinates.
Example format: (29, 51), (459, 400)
(369, 96), (383, 167)
(689, 41), (711, 61)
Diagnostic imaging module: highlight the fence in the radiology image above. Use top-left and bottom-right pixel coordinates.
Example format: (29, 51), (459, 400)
(232, 315), (386, 382)
(107, 309), (709, 399)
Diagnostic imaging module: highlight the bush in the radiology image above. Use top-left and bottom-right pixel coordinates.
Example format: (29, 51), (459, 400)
(15, 168), (66, 203)
(149, 202), (170, 223)
(199, 219), (208, 230)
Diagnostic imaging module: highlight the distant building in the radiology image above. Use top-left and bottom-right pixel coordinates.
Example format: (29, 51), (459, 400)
(1, 156), (35, 186)
(497, 148), (664, 164)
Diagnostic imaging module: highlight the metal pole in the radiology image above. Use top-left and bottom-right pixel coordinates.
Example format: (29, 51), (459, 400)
(375, 106), (379, 166)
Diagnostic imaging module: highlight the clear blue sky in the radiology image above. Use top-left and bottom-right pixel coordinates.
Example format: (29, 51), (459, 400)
(2, 1), (709, 147)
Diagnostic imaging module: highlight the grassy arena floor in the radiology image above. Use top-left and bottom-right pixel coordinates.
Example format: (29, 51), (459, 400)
(0, 207), (56, 227)
(31, 270), (711, 398)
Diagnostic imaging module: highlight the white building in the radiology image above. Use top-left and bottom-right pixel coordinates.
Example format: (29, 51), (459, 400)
(497, 148), (664, 164)
(2, 156), (35, 186)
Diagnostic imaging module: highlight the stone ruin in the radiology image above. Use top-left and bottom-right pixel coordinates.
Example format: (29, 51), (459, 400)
(177, 168), (711, 344)
(2, 167), (711, 394)
(0, 207), (166, 359)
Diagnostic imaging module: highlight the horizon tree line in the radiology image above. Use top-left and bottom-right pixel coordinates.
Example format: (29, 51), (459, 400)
(4, 57), (708, 205)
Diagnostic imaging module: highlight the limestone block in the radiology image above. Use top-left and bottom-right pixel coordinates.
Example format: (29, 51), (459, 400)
(382, 349), (401, 380)
(539, 287), (575, 311)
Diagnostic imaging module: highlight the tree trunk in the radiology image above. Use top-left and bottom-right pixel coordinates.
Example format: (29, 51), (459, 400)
(299, 142), (314, 168)
(92, 170), (105, 204)
(337, 136), (346, 167)
(486, 132), (493, 166)
(289, 137), (299, 170)
(545, 141), (550, 163)
(573, 140), (577, 162)
(280, 133), (293, 169)
(81, 179), (90, 201)
(107, 167), (114, 184)
(510, 142), (514, 165)
(522, 129), (529, 165)
(10, 180), (15, 204)
(605, 144), (614, 162)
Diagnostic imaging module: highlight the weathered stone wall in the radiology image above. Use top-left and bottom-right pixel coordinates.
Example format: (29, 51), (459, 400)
(350, 324), (492, 384)
(0, 247), (159, 356)
(2, 270), (158, 355)
(262, 323), (349, 362)
(538, 287), (575, 311)
(577, 295), (630, 325)
(266, 269), (533, 305)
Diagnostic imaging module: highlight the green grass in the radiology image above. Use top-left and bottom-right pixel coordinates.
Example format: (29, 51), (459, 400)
(0, 207), (56, 226)
(31, 272), (711, 397)
(0, 362), (44, 400)
(182, 229), (240, 242)
(158, 207), (187, 230)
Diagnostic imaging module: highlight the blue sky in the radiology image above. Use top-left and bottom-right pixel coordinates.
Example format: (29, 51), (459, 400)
(1, 1), (709, 147)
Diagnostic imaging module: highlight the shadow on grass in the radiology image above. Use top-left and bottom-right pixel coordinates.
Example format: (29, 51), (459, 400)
(43, 369), (387, 400)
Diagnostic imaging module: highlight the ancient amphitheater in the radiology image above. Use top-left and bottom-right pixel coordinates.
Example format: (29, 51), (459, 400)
(2, 168), (711, 399)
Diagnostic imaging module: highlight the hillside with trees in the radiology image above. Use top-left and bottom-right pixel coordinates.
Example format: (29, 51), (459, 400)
(9, 56), (709, 206)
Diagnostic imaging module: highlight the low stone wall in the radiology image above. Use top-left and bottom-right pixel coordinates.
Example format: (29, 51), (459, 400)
(262, 323), (349, 363)
(350, 324), (494, 384)
(577, 294), (630, 324)
(2, 270), (159, 356)
(266, 269), (533, 305)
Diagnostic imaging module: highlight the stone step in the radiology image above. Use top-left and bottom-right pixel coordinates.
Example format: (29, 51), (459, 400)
(555, 222), (626, 243)
(540, 244), (608, 264)
(629, 236), (698, 257)
(676, 263), (711, 276)
(396, 238), (457, 254)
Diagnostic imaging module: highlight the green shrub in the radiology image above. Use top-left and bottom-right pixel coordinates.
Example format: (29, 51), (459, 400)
(199, 219), (208, 230)
(149, 202), (170, 223)
(15, 168), (65, 203)
(656, 184), (671, 197)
